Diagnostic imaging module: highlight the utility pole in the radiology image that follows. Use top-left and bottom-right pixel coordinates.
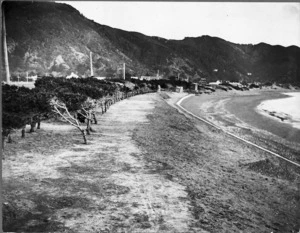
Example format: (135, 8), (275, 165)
(26, 72), (28, 82)
(90, 52), (93, 77)
(2, 5), (10, 83)
(123, 63), (125, 80)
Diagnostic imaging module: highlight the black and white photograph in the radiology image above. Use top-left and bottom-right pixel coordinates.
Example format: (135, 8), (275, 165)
(1, 1), (300, 232)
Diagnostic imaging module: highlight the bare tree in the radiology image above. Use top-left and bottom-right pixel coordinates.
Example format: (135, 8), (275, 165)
(50, 97), (88, 144)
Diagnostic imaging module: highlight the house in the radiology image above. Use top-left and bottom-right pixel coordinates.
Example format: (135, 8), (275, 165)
(192, 83), (198, 91)
(29, 75), (38, 81)
(199, 78), (207, 85)
(176, 86), (183, 93)
(181, 77), (189, 82)
(66, 72), (79, 79)
(209, 80), (221, 85)
(140, 76), (162, 81)
(94, 77), (106, 80)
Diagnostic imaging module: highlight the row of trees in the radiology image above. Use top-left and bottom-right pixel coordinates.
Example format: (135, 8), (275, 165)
(2, 75), (196, 152)
(2, 77), (156, 150)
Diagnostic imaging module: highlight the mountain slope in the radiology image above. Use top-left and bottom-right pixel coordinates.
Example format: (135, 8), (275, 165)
(2, 1), (300, 84)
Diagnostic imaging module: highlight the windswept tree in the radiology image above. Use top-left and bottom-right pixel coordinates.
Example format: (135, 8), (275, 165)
(36, 77), (106, 143)
(50, 96), (89, 144)
(32, 76), (156, 144)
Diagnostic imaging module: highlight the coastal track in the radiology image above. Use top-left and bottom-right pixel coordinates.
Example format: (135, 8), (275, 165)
(176, 94), (300, 168)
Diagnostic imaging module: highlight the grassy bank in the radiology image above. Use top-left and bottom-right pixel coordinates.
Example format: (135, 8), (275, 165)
(181, 89), (300, 160)
(133, 93), (300, 232)
(2, 92), (300, 232)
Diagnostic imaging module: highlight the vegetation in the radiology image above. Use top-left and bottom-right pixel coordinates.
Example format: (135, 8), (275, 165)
(4, 75), (292, 149)
(4, 1), (300, 85)
(2, 77), (159, 148)
(2, 84), (52, 151)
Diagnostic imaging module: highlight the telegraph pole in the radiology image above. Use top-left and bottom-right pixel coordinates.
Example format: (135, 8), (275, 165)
(2, 5), (10, 83)
(90, 52), (93, 76)
(123, 63), (125, 80)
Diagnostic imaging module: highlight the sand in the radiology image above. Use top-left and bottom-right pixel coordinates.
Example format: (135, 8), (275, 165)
(257, 92), (300, 130)
(181, 89), (300, 144)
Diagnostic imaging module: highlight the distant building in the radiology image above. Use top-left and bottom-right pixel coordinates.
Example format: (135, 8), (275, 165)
(176, 86), (183, 93)
(181, 77), (189, 82)
(192, 83), (198, 91)
(199, 78), (207, 85)
(209, 80), (221, 85)
(140, 76), (162, 81)
(29, 75), (38, 81)
(66, 72), (79, 79)
(94, 77), (106, 80)
(229, 82), (243, 88)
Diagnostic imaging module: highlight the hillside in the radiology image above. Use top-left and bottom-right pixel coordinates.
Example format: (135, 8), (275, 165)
(2, 1), (300, 84)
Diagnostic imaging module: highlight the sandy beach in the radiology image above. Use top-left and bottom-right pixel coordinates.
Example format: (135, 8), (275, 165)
(181, 89), (300, 145)
(3, 91), (300, 232)
(257, 92), (300, 130)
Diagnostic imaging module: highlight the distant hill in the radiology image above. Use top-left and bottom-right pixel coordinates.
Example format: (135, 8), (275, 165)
(2, 1), (300, 84)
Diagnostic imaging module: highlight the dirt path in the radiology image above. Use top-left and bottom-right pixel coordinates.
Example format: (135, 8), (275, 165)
(3, 91), (300, 232)
(3, 93), (194, 232)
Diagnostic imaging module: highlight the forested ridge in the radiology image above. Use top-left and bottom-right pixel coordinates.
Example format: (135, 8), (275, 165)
(3, 1), (300, 84)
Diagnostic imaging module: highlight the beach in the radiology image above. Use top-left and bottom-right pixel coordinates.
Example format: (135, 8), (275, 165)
(181, 89), (300, 145)
(257, 92), (300, 130)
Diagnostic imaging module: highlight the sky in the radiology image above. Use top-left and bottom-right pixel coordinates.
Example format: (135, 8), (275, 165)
(58, 1), (300, 47)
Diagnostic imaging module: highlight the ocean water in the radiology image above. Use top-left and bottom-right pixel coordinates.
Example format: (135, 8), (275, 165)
(257, 92), (300, 129)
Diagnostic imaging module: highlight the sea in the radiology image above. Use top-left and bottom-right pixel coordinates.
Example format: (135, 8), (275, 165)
(257, 92), (300, 130)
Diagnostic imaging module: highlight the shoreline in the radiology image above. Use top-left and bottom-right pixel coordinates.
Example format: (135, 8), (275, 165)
(181, 89), (300, 144)
(256, 92), (300, 130)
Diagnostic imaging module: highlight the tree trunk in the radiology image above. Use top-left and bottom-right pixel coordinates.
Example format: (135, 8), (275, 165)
(80, 129), (87, 144)
(2, 136), (5, 159)
(93, 113), (98, 124)
(30, 121), (36, 133)
(21, 126), (26, 138)
(86, 128), (90, 135)
(37, 119), (41, 129)
(7, 134), (12, 143)
(2, 137), (4, 148)
(86, 118), (91, 135)
(100, 105), (103, 114)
